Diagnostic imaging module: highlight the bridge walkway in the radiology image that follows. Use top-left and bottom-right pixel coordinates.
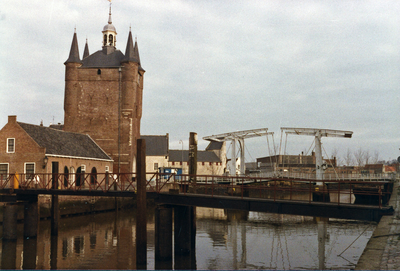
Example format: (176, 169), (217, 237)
(0, 172), (394, 222)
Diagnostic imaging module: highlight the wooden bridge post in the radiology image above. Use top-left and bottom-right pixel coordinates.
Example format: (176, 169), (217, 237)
(154, 205), (173, 269)
(1, 239), (17, 269)
(188, 132), (197, 183)
(2, 203), (18, 269)
(51, 162), (60, 236)
(24, 195), (39, 238)
(22, 237), (38, 269)
(174, 205), (196, 255)
(136, 138), (147, 268)
(174, 205), (197, 269)
(51, 196), (59, 236)
(3, 203), (18, 240)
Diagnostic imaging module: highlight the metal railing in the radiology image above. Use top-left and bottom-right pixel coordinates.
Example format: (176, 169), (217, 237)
(249, 171), (398, 181)
(0, 172), (393, 208)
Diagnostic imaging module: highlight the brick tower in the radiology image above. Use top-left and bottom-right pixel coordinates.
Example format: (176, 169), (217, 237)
(63, 5), (144, 173)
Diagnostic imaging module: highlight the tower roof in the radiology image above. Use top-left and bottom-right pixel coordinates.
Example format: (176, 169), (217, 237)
(123, 31), (145, 71)
(83, 39), (90, 59)
(81, 49), (124, 68)
(123, 30), (139, 63)
(65, 31), (82, 64)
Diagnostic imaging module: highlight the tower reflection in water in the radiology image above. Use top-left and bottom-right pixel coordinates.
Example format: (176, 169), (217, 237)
(0, 207), (374, 270)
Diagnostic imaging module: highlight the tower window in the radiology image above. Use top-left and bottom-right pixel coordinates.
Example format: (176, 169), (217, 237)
(109, 34), (113, 45)
(97, 69), (101, 75)
(104, 34), (107, 46)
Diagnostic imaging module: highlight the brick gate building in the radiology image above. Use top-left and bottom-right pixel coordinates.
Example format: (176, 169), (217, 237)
(63, 5), (144, 174)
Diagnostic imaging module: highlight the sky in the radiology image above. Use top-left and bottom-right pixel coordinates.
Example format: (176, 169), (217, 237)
(1, 0), (399, 165)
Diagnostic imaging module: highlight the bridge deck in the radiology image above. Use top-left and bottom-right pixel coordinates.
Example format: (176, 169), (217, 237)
(0, 188), (392, 222)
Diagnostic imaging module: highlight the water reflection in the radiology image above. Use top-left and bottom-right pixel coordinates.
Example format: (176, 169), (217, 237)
(0, 207), (375, 270)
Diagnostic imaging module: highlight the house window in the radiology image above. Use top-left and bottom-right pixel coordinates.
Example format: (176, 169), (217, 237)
(209, 162), (212, 166)
(7, 138), (15, 153)
(25, 163), (35, 180)
(202, 162), (205, 166)
(0, 164), (8, 179)
(154, 163), (158, 171)
(172, 162), (175, 166)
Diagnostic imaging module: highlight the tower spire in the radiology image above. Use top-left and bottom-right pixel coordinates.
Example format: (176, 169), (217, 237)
(102, 0), (117, 51)
(108, 2), (112, 24)
(83, 38), (90, 59)
(65, 30), (81, 64)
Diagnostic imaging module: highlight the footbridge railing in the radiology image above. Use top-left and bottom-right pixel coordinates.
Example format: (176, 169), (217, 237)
(0, 172), (393, 208)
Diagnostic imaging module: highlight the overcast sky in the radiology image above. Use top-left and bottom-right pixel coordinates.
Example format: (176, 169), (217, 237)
(1, 0), (399, 164)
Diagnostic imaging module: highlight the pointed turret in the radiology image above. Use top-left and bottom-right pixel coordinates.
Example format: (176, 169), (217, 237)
(123, 31), (145, 71)
(123, 30), (138, 62)
(83, 39), (89, 59)
(134, 39), (145, 72)
(65, 31), (81, 64)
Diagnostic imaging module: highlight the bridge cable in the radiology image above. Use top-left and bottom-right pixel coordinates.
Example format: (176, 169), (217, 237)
(322, 144), (341, 181)
(305, 140), (315, 156)
(266, 134), (274, 174)
(337, 223), (372, 256)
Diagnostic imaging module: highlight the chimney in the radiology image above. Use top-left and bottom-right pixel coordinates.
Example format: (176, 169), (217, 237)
(8, 115), (17, 124)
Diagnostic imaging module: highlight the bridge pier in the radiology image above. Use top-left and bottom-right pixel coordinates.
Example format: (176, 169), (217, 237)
(155, 205), (173, 269)
(23, 237), (38, 269)
(136, 138), (147, 268)
(3, 203), (18, 240)
(1, 239), (17, 269)
(174, 205), (193, 255)
(51, 195), (59, 236)
(174, 205), (196, 271)
(24, 196), (39, 238)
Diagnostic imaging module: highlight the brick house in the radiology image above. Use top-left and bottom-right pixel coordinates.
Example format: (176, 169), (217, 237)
(0, 116), (113, 187)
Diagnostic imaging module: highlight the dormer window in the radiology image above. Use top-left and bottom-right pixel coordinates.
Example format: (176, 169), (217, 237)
(7, 138), (15, 153)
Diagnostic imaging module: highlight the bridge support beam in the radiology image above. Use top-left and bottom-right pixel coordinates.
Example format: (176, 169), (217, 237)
(136, 138), (147, 268)
(23, 237), (38, 269)
(155, 205), (173, 269)
(1, 239), (17, 269)
(51, 195), (59, 236)
(174, 205), (196, 269)
(3, 203), (18, 240)
(24, 196), (39, 238)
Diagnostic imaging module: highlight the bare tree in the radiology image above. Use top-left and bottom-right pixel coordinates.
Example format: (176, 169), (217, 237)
(364, 149), (371, 165)
(330, 147), (341, 166)
(354, 147), (366, 166)
(344, 148), (354, 166)
(371, 150), (380, 164)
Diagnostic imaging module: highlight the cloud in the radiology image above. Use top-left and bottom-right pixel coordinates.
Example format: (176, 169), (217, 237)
(1, 0), (399, 162)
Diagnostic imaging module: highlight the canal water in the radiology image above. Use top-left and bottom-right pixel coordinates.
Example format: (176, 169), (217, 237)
(0, 207), (375, 270)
